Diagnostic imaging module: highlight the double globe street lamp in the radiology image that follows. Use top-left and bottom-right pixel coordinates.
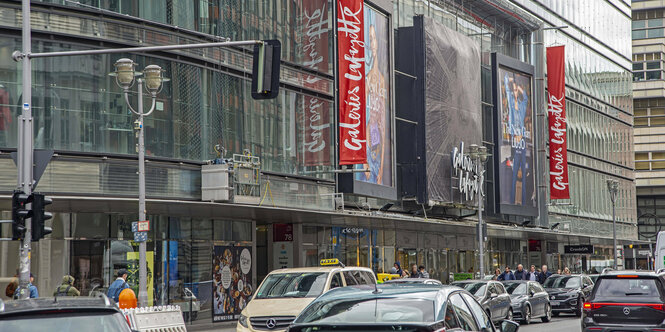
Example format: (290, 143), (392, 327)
(110, 58), (169, 307)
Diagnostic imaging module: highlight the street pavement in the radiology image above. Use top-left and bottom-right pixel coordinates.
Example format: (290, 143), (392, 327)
(517, 314), (580, 332)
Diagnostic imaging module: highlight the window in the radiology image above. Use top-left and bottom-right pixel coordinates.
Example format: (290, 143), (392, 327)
(495, 283), (506, 294)
(647, 71), (662, 80)
(634, 30), (647, 39)
(649, 18), (664, 27)
(634, 63), (644, 71)
(633, 20), (646, 29)
(330, 273), (343, 289)
(650, 28), (665, 38)
(647, 62), (661, 70)
(443, 303), (461, 329)
(449, 293), (479, 331)
(634, 72), (645, 81)
(593, 278), (662, 298)
(461, 293), (493, 331)
(343, 271), (359, 286)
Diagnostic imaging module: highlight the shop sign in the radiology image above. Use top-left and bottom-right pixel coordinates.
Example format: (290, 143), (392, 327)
(452, 141), (483, 202)
(273, 223), (293, 242)
(341, 227), (364, 234)
(337, 0), (367, 165)
(546, 46), (570, 199)
(273, 242), (293, 269)
(638, 250), (652, 256)
(564, 245), (593, 254)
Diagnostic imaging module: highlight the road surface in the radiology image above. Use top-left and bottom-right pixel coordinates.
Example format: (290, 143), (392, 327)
(516, 314), (580, 332)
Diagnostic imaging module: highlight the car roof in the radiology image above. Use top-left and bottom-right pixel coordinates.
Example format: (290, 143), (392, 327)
(268, 266), (374, 274)
(384, 279), (441, 283)
(313, 284), (460, 302)
(501, 280), (531, 283)
(0, 297), (119, 316)
(452, 280), (492, 284)
(600, 270), (661, 277)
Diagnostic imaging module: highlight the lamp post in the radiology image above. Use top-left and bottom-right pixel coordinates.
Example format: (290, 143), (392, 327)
(110, 58), (168, 307)
(606, 179), (619, 270)
(469, 144), (491, 278)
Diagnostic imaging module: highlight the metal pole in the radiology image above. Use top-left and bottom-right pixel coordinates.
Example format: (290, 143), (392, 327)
(478, 159), (485, 278)
(612, 199), (617, 270)
(137, 79), (148, 307)
(17, 0), (34, 299)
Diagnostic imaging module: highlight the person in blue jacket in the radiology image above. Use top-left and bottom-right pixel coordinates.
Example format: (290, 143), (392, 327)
(13, 273), (39, 299)
(497, 266), (515, 281)
(107, 269), (130, 303)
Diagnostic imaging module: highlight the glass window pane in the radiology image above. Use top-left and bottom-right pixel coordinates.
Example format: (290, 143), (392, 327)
(233, 221), (252, 241)
(634, 72), (645, 81)
(635, 109), (648, 116)
(633, 30), (647, 39)
(647, 61), (661, 70)
(213, 220), (232, 241)
(636, 161), (650, 170)
(649, 28), (665, 38)
(633, 63), (644, 71)
(653, 152), (665, 159)
(652, 107), (665, 115)
(651, 117), (665, 125)
(653, 161), (665, 169)
(646, 71), (661, 80)
(191, 218), (212, 240)
(633, 20), (646, 29)
(636, 152), (649, 160)
(649, 18), (664, 27)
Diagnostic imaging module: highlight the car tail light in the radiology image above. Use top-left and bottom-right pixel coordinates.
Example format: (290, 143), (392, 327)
(616, 275), (639, 278)
(585, 302), (664, 310)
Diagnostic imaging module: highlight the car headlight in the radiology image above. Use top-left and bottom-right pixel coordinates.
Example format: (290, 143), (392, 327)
(238, 314), (249, 328)
(568, 293), (578, 299)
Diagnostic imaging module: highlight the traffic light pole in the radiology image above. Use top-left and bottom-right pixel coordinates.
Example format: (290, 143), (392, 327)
(17, 0), (34, 299)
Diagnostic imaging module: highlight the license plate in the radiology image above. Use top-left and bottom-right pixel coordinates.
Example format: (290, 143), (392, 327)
(550, 300), (560, 306)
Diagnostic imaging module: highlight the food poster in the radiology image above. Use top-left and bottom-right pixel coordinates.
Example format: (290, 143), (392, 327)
(126, 251), (155, 306)
(213, 246), (253, 322)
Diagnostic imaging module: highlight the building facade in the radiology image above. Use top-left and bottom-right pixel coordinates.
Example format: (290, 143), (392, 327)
(0, 0), (634, 328)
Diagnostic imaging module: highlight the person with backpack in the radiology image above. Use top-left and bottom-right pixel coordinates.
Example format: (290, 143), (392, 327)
(13, 273), (39, 299)
(53, 275), (80, 297)
(107, 269), (130, 303)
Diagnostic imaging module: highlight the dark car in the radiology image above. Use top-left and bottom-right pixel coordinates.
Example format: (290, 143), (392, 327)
(582, 270), (665, 331)
(0, 296), (133, 332)
(289, 284), (520, 332)
(503, 280), (552, 324)
(452, 280), (512, 323)
(543, 274), (594, 317)
(384, 278), (443, 285)
(588, 274), (599, 284)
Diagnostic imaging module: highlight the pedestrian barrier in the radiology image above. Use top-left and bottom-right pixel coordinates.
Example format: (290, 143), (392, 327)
(122, 305), (186, 332)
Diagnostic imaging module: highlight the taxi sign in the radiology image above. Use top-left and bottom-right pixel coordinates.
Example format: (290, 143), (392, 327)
(320, 258), (342, 266)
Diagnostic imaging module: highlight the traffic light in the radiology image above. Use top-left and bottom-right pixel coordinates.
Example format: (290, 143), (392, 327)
(31, 193), (52, 241)
(11, 191), (32, 240)
(251, 39), (281, 100)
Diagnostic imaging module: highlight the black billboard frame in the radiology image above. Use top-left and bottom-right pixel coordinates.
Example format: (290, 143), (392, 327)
(491, 52), (538, 217)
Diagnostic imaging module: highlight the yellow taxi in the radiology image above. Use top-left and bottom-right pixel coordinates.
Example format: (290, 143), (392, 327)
(236, 259), (376, 332)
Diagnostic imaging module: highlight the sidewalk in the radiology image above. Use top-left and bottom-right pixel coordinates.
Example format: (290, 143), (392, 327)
(187, 321), (236, 332)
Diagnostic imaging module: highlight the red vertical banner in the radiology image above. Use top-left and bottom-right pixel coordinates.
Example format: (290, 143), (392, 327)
(337, 0), (367, 165)
(301, 0), (331, 166)
(546, 46), (570, 199)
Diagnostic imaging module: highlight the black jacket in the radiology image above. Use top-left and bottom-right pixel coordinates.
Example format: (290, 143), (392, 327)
(537, 271), (552, 284)
(513, 269), (528, 280)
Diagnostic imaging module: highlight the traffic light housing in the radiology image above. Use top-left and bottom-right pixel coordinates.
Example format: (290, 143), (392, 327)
(11, 191), (32, 240)
(31, 193), (52, 241)
(251, 40), (281, 100)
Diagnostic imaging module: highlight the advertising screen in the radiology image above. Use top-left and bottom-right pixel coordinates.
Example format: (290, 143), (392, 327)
(493, 53), (538, 216)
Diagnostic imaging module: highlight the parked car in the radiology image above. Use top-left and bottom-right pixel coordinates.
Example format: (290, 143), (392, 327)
(543, 274), (593, 317)
(452, 280), (512, 323)
(503, 280), (552, 324)
(582, 270), (665, 331)
(237, 259), (376, 332)
(0, 296), (132, 332)
(290, 284), (521, 332)
(384, 278), (442, 285)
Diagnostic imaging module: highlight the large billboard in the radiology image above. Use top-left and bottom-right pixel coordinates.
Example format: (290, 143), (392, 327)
(492, 53), (538, 216)
(338, 0), (396, 200)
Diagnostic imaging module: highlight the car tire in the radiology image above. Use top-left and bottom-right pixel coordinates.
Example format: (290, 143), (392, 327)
(522, 305), (531, 325)
(541, 304), (552, 323)
(575, 297), (583, 317)
(506, 308), (513, 321)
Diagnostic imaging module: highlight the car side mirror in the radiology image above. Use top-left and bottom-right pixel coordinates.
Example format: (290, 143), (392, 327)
(500, 320), (520, 332)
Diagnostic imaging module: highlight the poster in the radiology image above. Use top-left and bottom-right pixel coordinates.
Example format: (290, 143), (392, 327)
(273, 242), (294, 269)
(213, 246), (253, 322)
(126, 251), (154, 307)
(337, 0), (367, 165)
(546, 45), (570, 199)
(354, 5), (392, 186)
(497, 65), (537, 212)
(301, 0), (331, 166)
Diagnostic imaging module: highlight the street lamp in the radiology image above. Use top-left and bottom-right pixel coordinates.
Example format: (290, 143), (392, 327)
(469, 144), (491, 278)
(606, 179), (619, 270)
(110, 58), (168, 307)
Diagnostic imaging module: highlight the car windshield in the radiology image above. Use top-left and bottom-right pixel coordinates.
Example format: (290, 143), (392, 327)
(544, 276), (580, 289)
(255, 272), (328, 299)
(296, 298), (435, 324)
(454, 283), (486, 297)
(594, 278), (661, 297)
(504, 283), (527, 295)
(0, 312), (129, 332)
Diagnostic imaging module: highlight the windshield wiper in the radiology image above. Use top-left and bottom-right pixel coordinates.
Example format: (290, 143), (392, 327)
(625, 292), (650, 296)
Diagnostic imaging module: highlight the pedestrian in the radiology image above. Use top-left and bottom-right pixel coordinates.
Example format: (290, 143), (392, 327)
(538, 265), (552, 284)
(53, 275), (80, 297)
(557, 269), (562, 274)
(5, 273), (18, 298)
(410, 264), (421, 278)
(497, 266), (515, 281)
(563, 267), (571, 275)
(13, 273), (39, 299)
(393, 262), (404, 277)
(419, 266), (430, 278)
(527, 265), (538, 281)
(107, 269), (130, 303)
(513, 264), (528, 280)
(492, 268), (501, 280)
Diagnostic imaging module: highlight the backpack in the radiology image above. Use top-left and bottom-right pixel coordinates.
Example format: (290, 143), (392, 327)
(55, 285), (72, 296)
(5, 282), (16, 298)
(112, 281), (128, 302)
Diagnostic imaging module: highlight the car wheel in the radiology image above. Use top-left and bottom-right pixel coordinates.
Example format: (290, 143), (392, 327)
(575, 297), (583, 317)
(506, 308), (513, 321)
(522, 305), (531, 325)
(541, 303), (552, 323)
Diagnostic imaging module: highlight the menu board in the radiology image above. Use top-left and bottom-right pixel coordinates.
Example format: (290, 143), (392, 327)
(213, 246), (253, 322)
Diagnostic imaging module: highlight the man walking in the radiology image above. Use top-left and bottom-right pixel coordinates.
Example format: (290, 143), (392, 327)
(526, 265), (538, 281)
(419, 266), (430, 278)
(497, 266), (515, 281)
(107, 269), (130, 303)
(13, 273), (39, 299)
(513, 264), (528, 280)
(537, 265), (552, 284)
(53, 275), (80, 297)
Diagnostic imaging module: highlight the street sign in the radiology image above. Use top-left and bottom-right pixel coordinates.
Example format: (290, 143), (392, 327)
(134, 232), (147, 242)
(137, 220), (150, 232)
(131, 222), (138, 232)
(10, 149), (54, 189)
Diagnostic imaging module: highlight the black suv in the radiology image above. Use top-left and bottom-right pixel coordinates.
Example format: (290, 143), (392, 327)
(582, 270), (665, 331)
(543, 274), (594, 317)
(0, 296), (134, 332)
